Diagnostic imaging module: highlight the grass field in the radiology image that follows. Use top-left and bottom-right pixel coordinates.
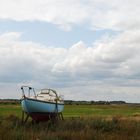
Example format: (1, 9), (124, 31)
(0, 103), (140, 140)
(64, 104), (140, 117)
(0, 104), (140, 117)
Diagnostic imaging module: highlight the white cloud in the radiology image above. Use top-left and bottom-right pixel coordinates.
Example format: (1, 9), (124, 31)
(52, 30), (140, 79)
(0, 0), (140, 31)
(0, 31), (140, 102)
(0, 0), (140, 102)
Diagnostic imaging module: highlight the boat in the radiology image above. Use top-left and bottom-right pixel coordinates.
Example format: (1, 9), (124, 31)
(21, 86), (64, 122)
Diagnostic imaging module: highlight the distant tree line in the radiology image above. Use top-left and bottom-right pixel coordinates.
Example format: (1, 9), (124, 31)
(64, 100), (126, 105)
(0, 99), (126, 105)
(0, 99), (20, 105)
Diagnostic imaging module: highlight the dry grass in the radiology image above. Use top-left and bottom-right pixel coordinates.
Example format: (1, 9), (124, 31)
(0, 103), (140, 140)
(0, 115), (140, 140)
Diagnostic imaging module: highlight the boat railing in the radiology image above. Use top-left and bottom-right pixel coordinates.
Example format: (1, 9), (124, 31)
(39, 88), (60, 113)
(41, 88), (59, 99)
(21, 86), (37, 98)
(59, 95), (64, 100)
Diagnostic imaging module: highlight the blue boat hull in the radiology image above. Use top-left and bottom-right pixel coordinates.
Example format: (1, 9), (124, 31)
(21, 98), (64, 121)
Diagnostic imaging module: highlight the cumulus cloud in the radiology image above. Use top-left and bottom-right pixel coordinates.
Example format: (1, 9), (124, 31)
(0, 31), (140, 102)
(0, 0), (140, 102)
(0, 0), (140, 31)
(52, 30), (140, 79)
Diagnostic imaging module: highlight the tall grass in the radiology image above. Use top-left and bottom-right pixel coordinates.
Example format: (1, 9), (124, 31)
(0, 104), (140, 140)
(0, 115), (140, 140)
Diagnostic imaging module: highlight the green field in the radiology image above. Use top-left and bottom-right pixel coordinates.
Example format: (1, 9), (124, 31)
(64, 104), (140, 117)
(0, 104), (140, 118)
(0, 103), (140, 140)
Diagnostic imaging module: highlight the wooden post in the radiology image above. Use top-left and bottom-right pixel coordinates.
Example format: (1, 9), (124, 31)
(21, 111), (29, 124)
(21, 111), (24, 123)
(24, 114), (29, 124)
(59, 113), (64, 120)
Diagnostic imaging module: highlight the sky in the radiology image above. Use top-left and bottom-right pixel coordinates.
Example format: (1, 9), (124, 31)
(0, 0), (140, 103)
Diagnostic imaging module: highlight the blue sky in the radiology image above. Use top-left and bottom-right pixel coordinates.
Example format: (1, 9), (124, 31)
(0, 20), (116, 47)
(0, 0), (140, 103)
